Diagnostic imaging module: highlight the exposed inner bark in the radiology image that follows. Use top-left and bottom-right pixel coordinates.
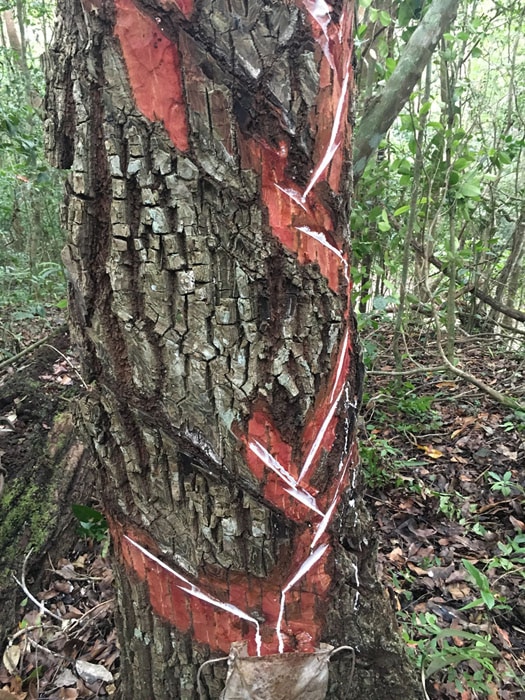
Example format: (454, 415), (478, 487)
(46, 1), (422, 697)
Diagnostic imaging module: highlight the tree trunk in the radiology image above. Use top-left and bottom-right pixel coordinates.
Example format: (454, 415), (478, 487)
(46, 1), (421, 698)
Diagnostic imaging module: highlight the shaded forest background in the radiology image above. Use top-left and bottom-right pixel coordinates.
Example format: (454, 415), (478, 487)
(0, 0), (524, 698)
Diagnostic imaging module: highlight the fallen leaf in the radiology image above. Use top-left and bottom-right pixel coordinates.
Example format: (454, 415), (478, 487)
(447, 582), (472, 600)
(509, 515), (525, 532)
(386, 547), (405, 564)
(407, 562), (428, 576)
(75, 660), (113, 685)
(497, 444), (517, 460)
(493, 624), (512, 649)
(2, 645), (20, 676)
(417, 444), (444, 459)
(54, 669), (77, 688)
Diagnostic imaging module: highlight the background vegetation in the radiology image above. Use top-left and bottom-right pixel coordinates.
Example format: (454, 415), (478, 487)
(0, 0), (64, 357)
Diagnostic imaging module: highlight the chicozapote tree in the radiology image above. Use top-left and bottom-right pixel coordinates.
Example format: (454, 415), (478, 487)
(46, 1), (421, 698)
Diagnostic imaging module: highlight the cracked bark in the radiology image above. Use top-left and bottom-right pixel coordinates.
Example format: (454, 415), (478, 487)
(46, 1), (421, 698)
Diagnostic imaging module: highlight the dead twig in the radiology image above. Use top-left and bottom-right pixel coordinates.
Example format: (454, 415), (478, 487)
(13, 549), (64, 623)
(0, 326), (68, 371)
(368, 365), (447, 376)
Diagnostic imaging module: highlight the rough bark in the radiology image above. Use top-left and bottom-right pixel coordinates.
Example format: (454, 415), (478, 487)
(46, 1), (421, 698)
(0, 338), (96, 646)
(353, 0), (460, 180)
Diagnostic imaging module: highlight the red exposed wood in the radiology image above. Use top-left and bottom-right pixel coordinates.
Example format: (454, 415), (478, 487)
(114, 0), (189, 152)
(299, 0), (353, 194)
(114, 0), (356, 658)
(239, 136), (347, 293)
(160, 0), (194, 19)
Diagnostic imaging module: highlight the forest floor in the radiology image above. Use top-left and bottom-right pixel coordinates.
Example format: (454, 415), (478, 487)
(0, 316), (524, 699)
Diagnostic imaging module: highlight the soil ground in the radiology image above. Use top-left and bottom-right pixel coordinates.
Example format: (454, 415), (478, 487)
(0, 319), (524, 699)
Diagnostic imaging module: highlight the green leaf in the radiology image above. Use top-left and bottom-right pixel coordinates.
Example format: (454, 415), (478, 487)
(453, 157), (471, 171)
(481, 590), (495, 610)
(427, 121), (444, 132)
(385, 57), (397, 73)
(379, 9), (391, 26)
(394, 204), (410, 216)
(72, 503), (106, 524)
(457, 180), (481, 198)
(425, 652), (463, 677)
(463, 559), (487, 590)
(419, 101), (432, 117)
(373, 295), (396, 311)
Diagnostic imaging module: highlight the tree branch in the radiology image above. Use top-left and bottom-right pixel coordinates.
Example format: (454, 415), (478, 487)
(413, 242), (525, 323)
(353, 0), (460, 181)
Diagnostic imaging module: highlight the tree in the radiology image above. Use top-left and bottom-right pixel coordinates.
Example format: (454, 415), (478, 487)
(46, 1), (422, 698)
(353, 0), (460, 181)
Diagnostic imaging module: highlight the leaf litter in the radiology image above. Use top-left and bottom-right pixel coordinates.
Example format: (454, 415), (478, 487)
(0, 543), (117, 700)
(362, 328), (525, 698)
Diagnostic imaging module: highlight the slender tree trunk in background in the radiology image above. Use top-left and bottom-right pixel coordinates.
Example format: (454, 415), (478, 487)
(393, 61), (432, 369)
(503, 208), (525, 326)
(46, 1), (421, 698)
(488, 205), (525, 330)
(2, 9), (21, 53)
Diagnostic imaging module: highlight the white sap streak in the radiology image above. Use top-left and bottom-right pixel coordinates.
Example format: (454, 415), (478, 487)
(124, 535), (193, 586)
(303, 0), (333, 38)
(351, 562), (360, 588)
(303, 0), (336, 69)
(124, 535), (262, 656)
(302, 142), (340, 201)
(302, 62), (351, 201)
(276, 591), (286, 653)
(283, 544), (329, 594)
(298, 385), (345, 483)
(283, 486), (324, 517)
(248, 440), (295, 488)
(311, 493), (338, 549)
(338, 9), (346, 42)
(311, 458), (350, 549)
(350, 563), (360, 611)
(178, 585), (262, 656)
(275, 184), (309, 212)
(276, 544), (329, 653)
(329, 329), (349, 403)
(249, 440), (323, 516)
(295, 226), (349, 282)
(295, 226), (342, 257)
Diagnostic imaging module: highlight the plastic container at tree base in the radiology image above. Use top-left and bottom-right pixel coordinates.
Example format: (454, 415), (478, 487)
(198, 641), (355, 700)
